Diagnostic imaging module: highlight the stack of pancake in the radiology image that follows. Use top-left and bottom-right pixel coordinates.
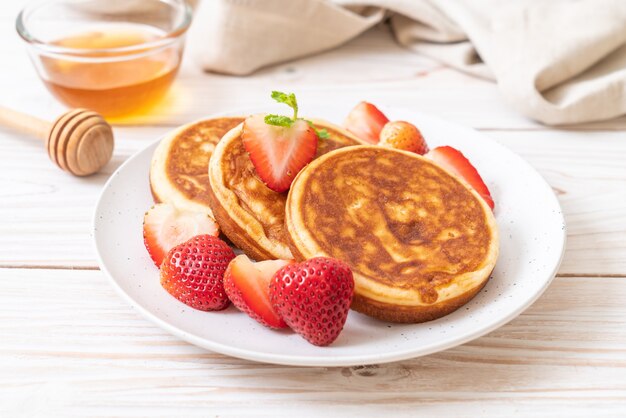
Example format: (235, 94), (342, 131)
(150, 117), (499, 323)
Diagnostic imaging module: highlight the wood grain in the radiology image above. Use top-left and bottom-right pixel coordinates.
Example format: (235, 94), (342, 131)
(0, 268), (624, 417)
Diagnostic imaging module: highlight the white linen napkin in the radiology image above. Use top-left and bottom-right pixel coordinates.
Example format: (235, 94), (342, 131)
(189, 0), (626, 125)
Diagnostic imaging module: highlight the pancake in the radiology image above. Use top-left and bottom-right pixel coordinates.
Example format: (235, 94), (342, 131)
(207, 119), (363, 260)
(285, 145), (499, 323)
(150, 117), (245, 214)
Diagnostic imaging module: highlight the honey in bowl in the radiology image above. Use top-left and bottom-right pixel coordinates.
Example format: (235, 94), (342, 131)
(39, 23), (182, 119)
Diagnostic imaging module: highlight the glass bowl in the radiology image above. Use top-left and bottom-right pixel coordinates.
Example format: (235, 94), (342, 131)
(16, 0), (192, 119)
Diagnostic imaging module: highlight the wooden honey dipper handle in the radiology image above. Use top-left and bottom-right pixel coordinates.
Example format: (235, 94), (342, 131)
(0, 105), (50, 140)
(0, 105), (114, 176)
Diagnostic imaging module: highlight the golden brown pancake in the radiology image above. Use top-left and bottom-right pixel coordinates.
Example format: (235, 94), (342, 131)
(285, 146), (499, 323)
(207, 119), (363, 260)
(150, 117), (245, 214)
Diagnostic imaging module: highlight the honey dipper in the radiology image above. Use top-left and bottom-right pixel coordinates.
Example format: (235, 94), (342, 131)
(0, 105), (114, 176)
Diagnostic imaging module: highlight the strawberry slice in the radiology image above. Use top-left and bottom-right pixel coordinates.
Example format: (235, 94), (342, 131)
(143, 203), (219, 267)
(242, 114), (318, 193)
(426, 146), (495, 210)
(224, 255), (294, 329)
(344, 101), (389, 144)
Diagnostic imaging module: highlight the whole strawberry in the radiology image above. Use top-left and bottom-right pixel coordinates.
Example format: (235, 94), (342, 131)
(160, 234), (235, 311)
(269, 257), (354, 346)
(379, 121), (429, 155)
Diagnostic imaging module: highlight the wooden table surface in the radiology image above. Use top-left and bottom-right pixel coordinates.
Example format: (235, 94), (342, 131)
(2, 1), (625, 416)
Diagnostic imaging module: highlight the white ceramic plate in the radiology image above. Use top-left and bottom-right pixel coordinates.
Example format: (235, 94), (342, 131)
(93, 105), (566, 367)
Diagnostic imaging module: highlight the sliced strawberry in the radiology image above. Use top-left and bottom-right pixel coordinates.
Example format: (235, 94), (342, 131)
(379, 121), (429, 154)
(224, 255), (294, 329)
(143, 203), (219, 267)
(160, 235), (235, 311)
(242, 91), (321, 192)
(242, 114), (318, 193)
(344, 101), (389, 144)
(426, 146), (495, 210)
(242, 115), (318, 192)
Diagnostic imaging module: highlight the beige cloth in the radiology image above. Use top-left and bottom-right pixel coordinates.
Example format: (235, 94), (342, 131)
(190, 0), (626, 125)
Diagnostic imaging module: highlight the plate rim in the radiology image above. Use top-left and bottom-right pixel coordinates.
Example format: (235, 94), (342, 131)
(93, 109), (566, 367)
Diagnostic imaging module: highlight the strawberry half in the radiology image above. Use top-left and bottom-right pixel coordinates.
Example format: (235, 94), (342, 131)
(269, 257), (354, 346)
(224, 255), (294, 329)
(242, 114), (318, 193)
(143, 203), (219, 267)
(379, 120), (429, 154)
(426, 146), (495, 210)
(344, 101), (389, 144)
(160, 234), (235, 311)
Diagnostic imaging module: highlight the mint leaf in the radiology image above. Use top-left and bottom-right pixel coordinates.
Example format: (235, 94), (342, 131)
(271, 91), (298, 119)
(266, 91), (324, 138)
(317, 129), (330, 139)
(305, 120), (329, 140)
(265, 114), (293, 127)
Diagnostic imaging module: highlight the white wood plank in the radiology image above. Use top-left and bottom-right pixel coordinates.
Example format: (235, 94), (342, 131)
(484, 131), (626, 276)
(1, 127), (624, 275)
(0, 268), (624, 417)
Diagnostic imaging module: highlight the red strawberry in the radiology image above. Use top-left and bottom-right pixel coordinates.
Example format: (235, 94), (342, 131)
(344, 101), (389, 144)
(379, 121), (429, 154)
(242, 114), (318, 193)
(426, 146), (495, 210)
(160, 234), (235, 311)
(224, 255), (294, 329)
(143, 203), (219, 267)
(269, 257), (354, 346)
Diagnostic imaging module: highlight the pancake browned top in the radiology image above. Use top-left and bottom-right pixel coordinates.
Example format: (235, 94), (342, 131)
(163, 118), (244, 207)
(286, 146), (498, 305)
(208, 122), (361, 260)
